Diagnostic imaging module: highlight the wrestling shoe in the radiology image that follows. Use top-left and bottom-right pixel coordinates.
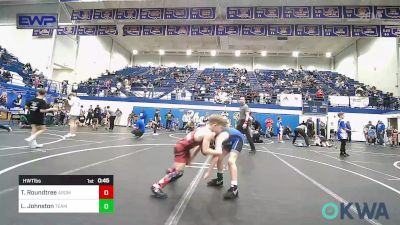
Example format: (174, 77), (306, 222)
(207, 178), (223, 187)
(151, 185), (167, 199)
(223, 186), (239, 200)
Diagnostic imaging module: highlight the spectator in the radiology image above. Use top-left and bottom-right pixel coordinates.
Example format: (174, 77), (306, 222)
(165, 110), (174, 130)
(346, 121), (352, 142)
(115, 108), (122, 126)
(376, 120), (386, 145)
(106, 106), (117, 131)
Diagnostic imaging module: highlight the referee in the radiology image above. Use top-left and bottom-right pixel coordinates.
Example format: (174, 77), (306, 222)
(237, 97), (256, 153)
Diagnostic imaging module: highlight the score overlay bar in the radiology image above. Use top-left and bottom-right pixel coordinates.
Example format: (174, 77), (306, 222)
(18, 175), (114, 213)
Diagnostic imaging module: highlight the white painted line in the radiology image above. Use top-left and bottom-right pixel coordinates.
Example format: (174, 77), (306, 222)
(394, 161), (400, 170)
(168, 133), (186, 140)
(164, 156), (210, 225)
(0, 144), (174, 176)
(191, 162), (210, 166)
(0, 136), (134, 158)
(259, 148), (400, 196)
(0, 133), (65, 151)
(60, 147), (152, 175)
(0, 147), (153, 196)
(387, 178), (400, 181)
(267, 150), (381, 225)
(312, 151), (400, 180)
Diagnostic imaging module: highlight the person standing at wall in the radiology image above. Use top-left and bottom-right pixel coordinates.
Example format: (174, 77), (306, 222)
(165, 110), (174, 131)
(64, 93), (80, 138)
(337, 112), (349, 157)
(276, 117), (284, 143)
(153, 108), (161, 135)
(182, 111), (190, 130)
(346, 121), (352, 142)
(115, 108), (122, 126)
(107, 106), (116, 131)
(92, 105), (101, 130)
(85, 105), (93, 126)
(376, 120), (386, 146)
(319, 120), (326, 138)
(236, 97), (256, 153)
(306, 118), (314, 138)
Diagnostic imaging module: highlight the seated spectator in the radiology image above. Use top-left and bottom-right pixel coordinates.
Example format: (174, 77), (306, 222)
(315, 88), (324, 99)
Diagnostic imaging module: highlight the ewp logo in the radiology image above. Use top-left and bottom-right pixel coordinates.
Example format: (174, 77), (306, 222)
(322, 202), (389, 220)
(17, 14), (58, 29)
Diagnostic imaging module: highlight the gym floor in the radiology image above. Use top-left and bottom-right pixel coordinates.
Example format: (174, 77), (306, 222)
(0, 126), (399, 225)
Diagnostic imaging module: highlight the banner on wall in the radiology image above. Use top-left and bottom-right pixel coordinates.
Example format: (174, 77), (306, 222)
(295, 24), (322, 36)
(191, 24), (215, 36)
(77, 25), (98, 35)
(352, 25), (380, 37)
(350, 96), (369, 108)
(313, 6), (343, 18)
(381, 25), (400, 37)
(123, 25), (141, 36)
(190, 7), (216, 19)
(254, 6), (281, 19)
(323, 25), (351, 37)
(343, 6), (373, 19)
(166, 25), (190, 35)
(216, 24), (241, 35)
(241, 24), (266, 36)
(279, 94), (302, 107)
(268, 24), (294, 36)
(140, 8), (164, 20)
(142, 25), (165, 36)
(93, 9), (115, 20)
(328, 96), (350, 107)
(71, 9), (93, 20)
(226, 7), (253, 19)
(32, 28), (53, 37)
(283, 6), (312, 18)
(97, 25), (118, 35)
(374, 6), (400, 19)
(164, 8), (189, 19)
(115, 8), (139, 20)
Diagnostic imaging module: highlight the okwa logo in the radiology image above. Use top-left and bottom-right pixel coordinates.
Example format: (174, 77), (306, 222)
(322, 202), (389, 220)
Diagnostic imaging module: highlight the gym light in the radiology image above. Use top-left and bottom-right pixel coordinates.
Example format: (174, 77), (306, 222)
(326, 52), (332, 58)
(132, 50), (138, 55)
(210, 50), (217, 56)
(292, 51), (299, 57)
(159, 49), (165, 55)
(261, 51), (267, 57)
(186, 49), (192, 55)
(235, 50), (241, 57)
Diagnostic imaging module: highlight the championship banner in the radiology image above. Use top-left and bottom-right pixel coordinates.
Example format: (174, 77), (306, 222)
(190, 25), (215, 36)
(166, 25), (190, 35)
(32, 28), (53, 37)
(375, 6), (400, 19)
(57, 25), (77, 35)
(123, 25), (141, 36)
(323, 25), (351, 37)
(279, 94), (302, 107)
(268, 24), (294, 36)
(283, 6), (311, 18)
(93, 9), (115, 20)
(343, 6), (373, 19)
(142, 25), (165, 36)
(164, 8), (189, 19)
(352, 25), (380, 37)
(71, 9), (93, 20)
(350, 96), (369, 108)
(140, 8), (164, 20)
(115, 8), (139, 20)
(313, 6), (342, 18)
(295, 24), (322, 36)
(97, 25), (118, 36)
(216, 24), (241, 35)
(241, 24), (266, 36)
(190, 7), (216, 19)
(77, 25), (97, 35)
(328, 96), (350, 107)
(254, 6), (281, 19)
(381, 25), (400, 37)
(226, 7), (253, 19)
